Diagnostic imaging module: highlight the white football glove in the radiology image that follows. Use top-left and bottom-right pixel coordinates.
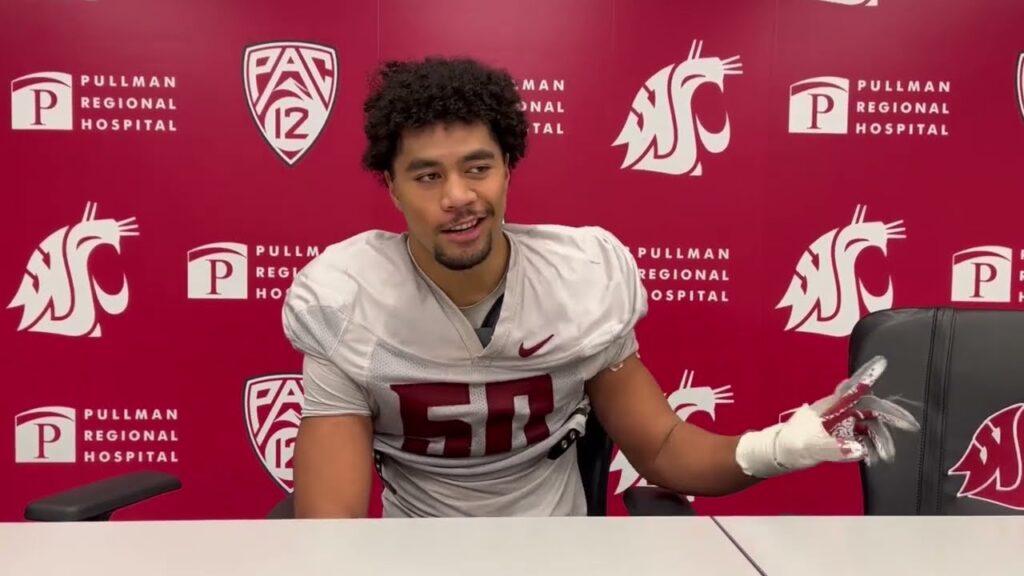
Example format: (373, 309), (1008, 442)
(735, 356), (921, 479)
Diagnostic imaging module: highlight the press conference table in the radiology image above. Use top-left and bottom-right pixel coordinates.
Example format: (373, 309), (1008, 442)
(3, 515), (1024, 576)
(0, 516), (759, 576)
(716, 515), (1024, 575)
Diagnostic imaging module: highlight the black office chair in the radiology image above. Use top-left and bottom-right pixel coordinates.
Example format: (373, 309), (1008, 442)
(22, 471), (182, 521)
(268, 412), (694, 518)
(850, 307), (1024, 515)
(23, 413), (692, 521)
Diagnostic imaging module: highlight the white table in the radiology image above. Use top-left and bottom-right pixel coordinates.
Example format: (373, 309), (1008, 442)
(0, 516), (760, 576)
(715, 516), (1024, 575)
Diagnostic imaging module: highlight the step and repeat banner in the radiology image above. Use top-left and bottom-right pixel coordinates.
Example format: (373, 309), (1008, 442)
(3, 0), (1023, 521)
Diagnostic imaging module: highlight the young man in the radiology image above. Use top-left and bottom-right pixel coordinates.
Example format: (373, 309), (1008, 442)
(282, 57), (918, 518)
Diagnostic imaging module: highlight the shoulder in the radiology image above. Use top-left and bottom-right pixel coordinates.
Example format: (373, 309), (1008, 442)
(285, 230), (409, 315)
(504, 223), (647, 360)
(281, 230), (409, 358)
(507, 223), (635, 269)
(506, 223), (639, 285)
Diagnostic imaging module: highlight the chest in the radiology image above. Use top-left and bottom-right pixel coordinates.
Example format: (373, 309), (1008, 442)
(363, 347), (597, 458)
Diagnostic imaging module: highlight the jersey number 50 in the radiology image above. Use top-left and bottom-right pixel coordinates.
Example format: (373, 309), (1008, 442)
(390, 375), (555, 457)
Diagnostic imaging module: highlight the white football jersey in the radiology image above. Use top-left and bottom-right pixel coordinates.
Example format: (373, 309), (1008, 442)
(282, 223), (648, 517)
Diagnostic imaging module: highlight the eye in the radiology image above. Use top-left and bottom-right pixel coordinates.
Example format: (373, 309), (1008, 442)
(414, 172), (441, 183)
(467, 164), (491, 176)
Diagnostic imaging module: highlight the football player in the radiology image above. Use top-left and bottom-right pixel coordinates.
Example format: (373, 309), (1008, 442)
(282, 57), (919, 518)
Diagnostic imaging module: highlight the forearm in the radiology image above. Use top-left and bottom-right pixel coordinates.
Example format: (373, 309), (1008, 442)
(641, 421), (761, 497)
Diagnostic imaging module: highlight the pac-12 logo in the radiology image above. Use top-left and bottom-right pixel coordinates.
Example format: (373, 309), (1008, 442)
(9, 202), (139, 337)
(776, 205), (905, 337)
(610, 369), (733, 494)
(243, 41), (338, 166)
(15, 406), (77, 463)
(613, 40), (742, 176)
(245, 374), (304, 492)
(949, 404), (1024, 510)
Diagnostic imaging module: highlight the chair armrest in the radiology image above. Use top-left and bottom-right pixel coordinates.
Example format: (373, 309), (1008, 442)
(622, 485), (695, 516)
(24, 471), (182, 521)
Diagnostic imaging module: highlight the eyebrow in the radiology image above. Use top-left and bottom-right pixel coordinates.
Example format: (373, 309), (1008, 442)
(404, 149), (497, 173)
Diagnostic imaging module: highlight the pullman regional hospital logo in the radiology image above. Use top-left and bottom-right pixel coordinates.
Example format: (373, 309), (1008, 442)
(243, 41), (338, 166)
(245, 374), (304, 492)
(776, 205), (905, 337)
(613, 40), (742, 176)
(12, 71), (178, 132)
(9, 202), (139, 337)
(610, 369), (733, 495)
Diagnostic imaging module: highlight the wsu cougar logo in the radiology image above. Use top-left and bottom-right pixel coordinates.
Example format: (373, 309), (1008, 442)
(245, 374), (304, 492)
(243, 41), (338, 166)
(8, 202), (139, 337)
(610, 369), (733, 494)
(949, 404), (1024, 510)
(776, 205), (905, 337)
(613, 40), (742, 176)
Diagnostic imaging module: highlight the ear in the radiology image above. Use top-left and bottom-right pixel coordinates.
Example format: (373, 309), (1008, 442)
(503, 153), (511, 185)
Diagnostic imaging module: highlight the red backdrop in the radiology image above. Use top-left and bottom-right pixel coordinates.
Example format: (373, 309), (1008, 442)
(3, 0), (1023, 521)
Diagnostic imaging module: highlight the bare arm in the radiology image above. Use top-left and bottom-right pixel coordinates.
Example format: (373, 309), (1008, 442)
(292, 414), (374, 518)
(586, 353), (760, 497)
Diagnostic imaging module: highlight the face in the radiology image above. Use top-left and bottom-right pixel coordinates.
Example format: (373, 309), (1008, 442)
(387, 121), (509, 271)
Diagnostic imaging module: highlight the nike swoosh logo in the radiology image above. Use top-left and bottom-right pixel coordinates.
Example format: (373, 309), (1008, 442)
(519, 334), (554, 358)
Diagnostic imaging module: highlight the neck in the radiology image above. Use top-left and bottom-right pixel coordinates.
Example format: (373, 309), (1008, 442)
(410, 230), (510, 308)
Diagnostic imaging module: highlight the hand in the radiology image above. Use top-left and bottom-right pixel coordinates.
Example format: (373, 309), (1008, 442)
(735, 356), (920, 479)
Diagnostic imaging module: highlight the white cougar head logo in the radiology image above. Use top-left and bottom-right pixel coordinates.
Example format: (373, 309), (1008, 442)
(776, 205), (905, 337)
(610, 370), (733, 494)
(9, 202), (139, 337)
(613, 40), (742, 176)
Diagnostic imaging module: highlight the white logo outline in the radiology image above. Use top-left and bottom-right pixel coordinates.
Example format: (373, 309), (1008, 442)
(15, 406), (77, 463)
(776, 205), (905, 337)
(948, 404), (1024, 511)
(243, 41), (339, 166)
(244, 374), (304, 493)
(9, 202), (139, 337)
(187, 242), (249, 300)
(613, 40), (742, 176)
(11, 71), (73, 131)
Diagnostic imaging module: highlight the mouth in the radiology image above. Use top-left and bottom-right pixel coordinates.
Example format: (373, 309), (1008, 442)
(441, 216), (485, 242)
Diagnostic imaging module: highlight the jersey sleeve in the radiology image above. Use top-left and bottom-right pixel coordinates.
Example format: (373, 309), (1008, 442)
(300, 353), (374, 418)
(282, 261), (374, 418)
(589, 227), (647, 370)
(590, 226), (648, 336)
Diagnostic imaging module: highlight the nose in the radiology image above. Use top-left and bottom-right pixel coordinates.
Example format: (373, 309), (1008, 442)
(440, 175), (476, 211)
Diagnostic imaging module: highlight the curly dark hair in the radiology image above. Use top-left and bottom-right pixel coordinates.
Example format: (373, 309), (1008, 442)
(361, 56), (529, 181)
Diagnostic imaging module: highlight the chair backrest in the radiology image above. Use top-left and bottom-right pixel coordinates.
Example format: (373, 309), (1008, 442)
(267, 413), (615, 519)
(850, 307), (1024, 515)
